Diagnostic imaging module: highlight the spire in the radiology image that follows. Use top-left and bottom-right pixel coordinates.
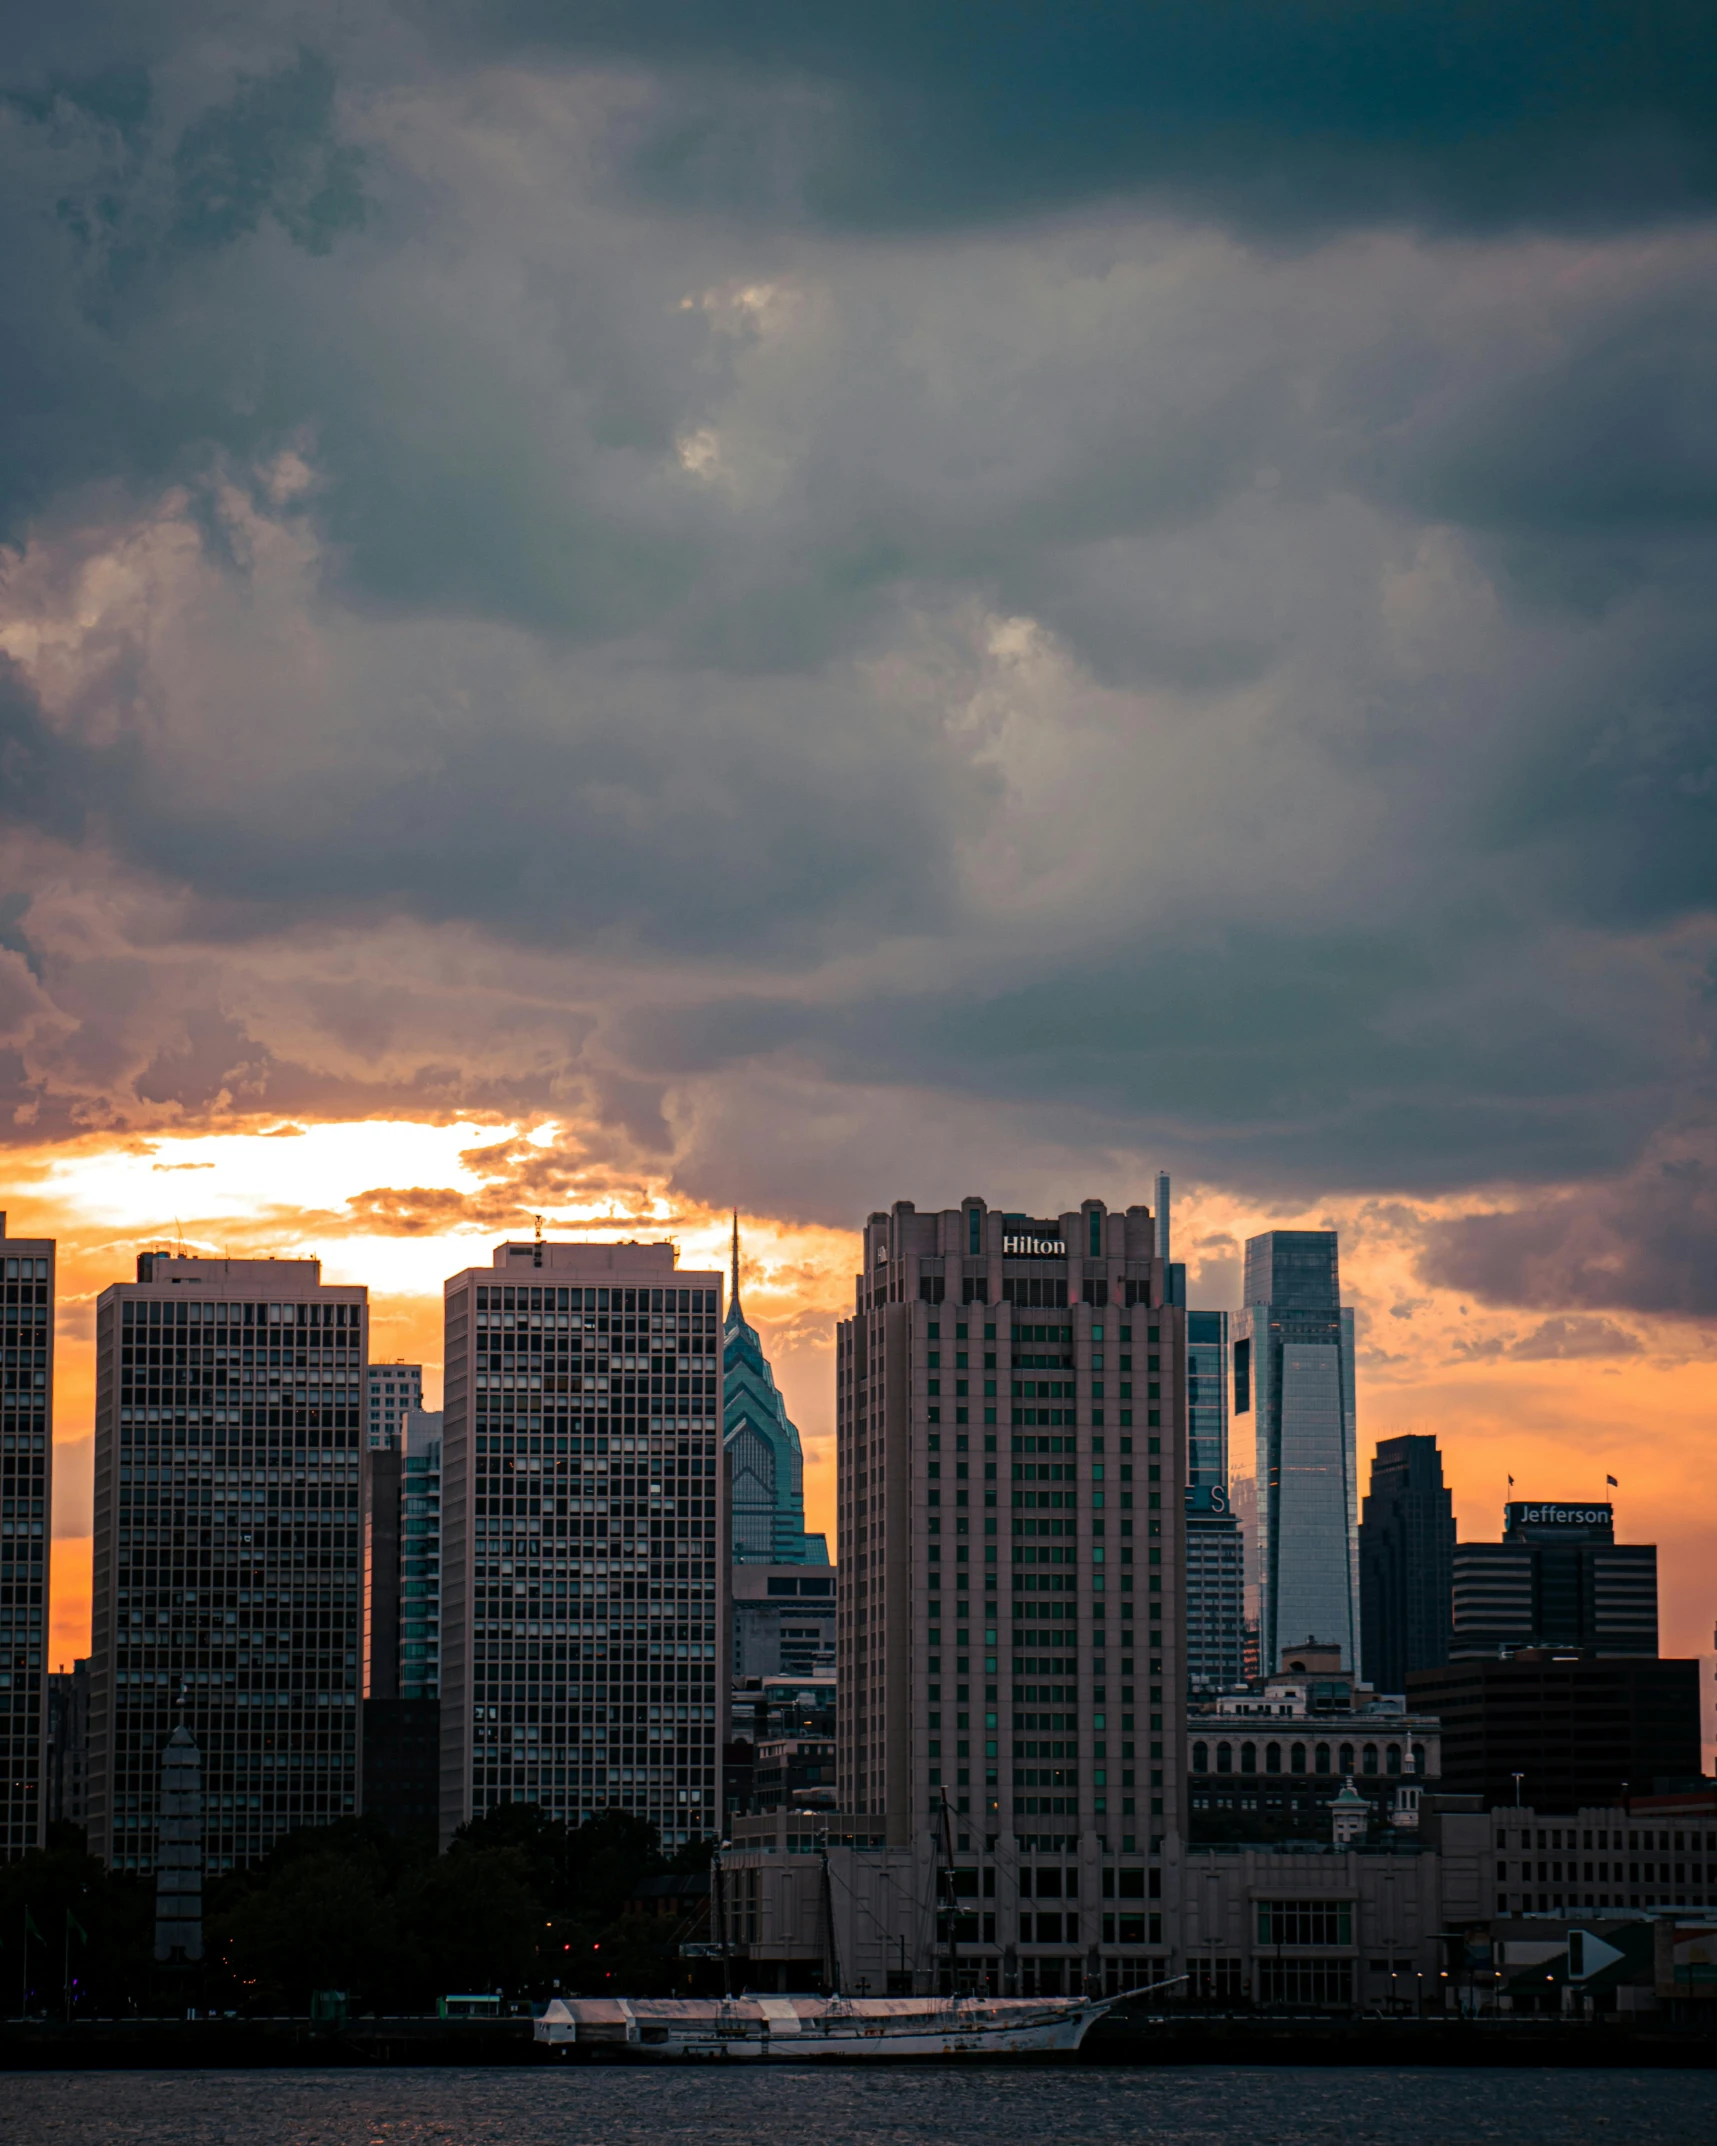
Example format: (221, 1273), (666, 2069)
(730, 1209), (743, 1325)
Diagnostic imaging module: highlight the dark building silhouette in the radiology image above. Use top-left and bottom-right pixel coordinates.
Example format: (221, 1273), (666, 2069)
(1359, 1435), (1454, 1691)
(1407, 1653), (1700, 1811)
(45, 1658), (90, 1834)
(360, 1697), (441, 1843)
(1452, 1501), (1656, 1658)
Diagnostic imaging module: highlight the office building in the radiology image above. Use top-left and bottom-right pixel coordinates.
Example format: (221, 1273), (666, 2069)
(46, 1658), (90, 1835)
(362, 1408), (442, 1838)
(731, 1563), (836, 1678)
(1408, 1652), (1700, 1811)
(438, 1238), (725, 1851)
(366, 1361), (423, 1448)
(1452, 1500), (1657, 1658)
(1359, 1435), (1455, 1691)
(727, 1672), (838, 1817)
(1232, 1230), (1358, 1677)
(724, 1220), (827, 1566)
(1184, 1487), (1244, 1693)
(1185, 1311), (1229, 1490)
(820, 1193), (1183, 1994)
(87, 1254), (367, 1873)
(0, 1215), (53, 1857)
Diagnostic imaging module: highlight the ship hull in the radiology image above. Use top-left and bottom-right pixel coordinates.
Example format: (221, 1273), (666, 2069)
(536, 1995), (1112, 2062)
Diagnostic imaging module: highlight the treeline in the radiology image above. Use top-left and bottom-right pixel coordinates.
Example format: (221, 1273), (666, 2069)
(0, 1808), (712, 2017)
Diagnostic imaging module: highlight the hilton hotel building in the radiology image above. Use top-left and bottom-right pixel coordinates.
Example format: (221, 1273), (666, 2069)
(828, 1200), (1181, 1958)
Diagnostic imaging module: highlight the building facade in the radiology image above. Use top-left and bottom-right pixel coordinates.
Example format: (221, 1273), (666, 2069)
(724, 1223), (827, 1566)
(366, 1361), (424, 1448)
(361, 1408), (443, 1838)
(1232, 1230), (1358, 1676)
(438, 1239), (725, 1851)
(87, 1254), (367, 1873)
(1452, 1501), (1657, 1658)
(1185, 1310), (1229, 1491)
(1408, 1652), (1700, 1811)
(832, 1193), (1185, 1994)
(0, 1215), (53, 1857)
(46, 1657), (89, 1836)
(1184, 1487), (1244, 1694)
(1359, 1434), (1455, 1692)
(731, 1563), (836, 1680)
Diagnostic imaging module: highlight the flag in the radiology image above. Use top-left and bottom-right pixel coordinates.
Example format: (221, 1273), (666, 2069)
(23, 1908), (43, 1942)
(1507, 1475), (1514, 1489)
(1606, 1475), (1618, 1488)
(66, 1910), (88, 1944)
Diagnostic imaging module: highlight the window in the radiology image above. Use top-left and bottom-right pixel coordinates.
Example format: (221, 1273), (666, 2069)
(1216, 1742), (1233, 1774)
(1256, 1900), (1353, 1947)
(1256, 1959), (1352, 2007)
(1265, 1743), (1282, 1774)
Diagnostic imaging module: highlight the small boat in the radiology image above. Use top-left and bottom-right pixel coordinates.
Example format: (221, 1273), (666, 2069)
(533, 1988), (1142, 2060)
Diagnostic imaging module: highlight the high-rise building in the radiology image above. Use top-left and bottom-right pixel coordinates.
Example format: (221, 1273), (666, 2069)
(1184, 1486), (1244, 1693)
(0, 1215), (53, 1857)
(1232, 1230), (1358, 1676)
(46, 1658), (90, 1835)
(438, 1239), (725, 1850)
(723, 1219), (827, 1566)
(366, 1361), (423, 1448)
(87, 1254), (367, 1873)
(1451, 1501), (1656, 1658)
(361, 1408), (443, 1838)
(837, 1195), (1184, 1889)
(731, 1565), (836, 1679)
(1185, 1311), (1229, 1490)
(1359, 1435), (1455, 1691)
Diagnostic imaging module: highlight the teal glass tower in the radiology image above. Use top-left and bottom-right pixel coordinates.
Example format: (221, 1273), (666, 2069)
(723, 1218), (829, 1566)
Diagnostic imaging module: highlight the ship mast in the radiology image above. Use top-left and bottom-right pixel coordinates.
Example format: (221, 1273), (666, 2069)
(937, 1789), (959, 1997)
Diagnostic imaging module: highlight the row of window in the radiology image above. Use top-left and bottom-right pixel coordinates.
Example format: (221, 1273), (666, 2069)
(1192, 1740), (1426, 1777)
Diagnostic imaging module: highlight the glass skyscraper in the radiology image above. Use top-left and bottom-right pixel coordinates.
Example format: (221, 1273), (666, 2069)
(723, 1218), (827, 1566)
(1358, 1434), (1454, 1690)
(1232, 1231), (1358, 1677)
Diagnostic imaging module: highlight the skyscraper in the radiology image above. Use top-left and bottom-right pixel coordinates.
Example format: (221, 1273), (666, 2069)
(724, 1218), (827, 1566)
(1358, 1435), (1454, 1691)
(87, 1254), (367, 1873)
(1183, 1485), (1244, 1692)
(837, 1192), (1184, 1998)
(1450, 1500), (1657, 1658)
(366, 1361), (423, 1447)
(1232, 1230), (1358, 1676)
(362, 1408), (442, 1840)
(1, 1215), (53, 1857)
(438, 1239), (725, 1850)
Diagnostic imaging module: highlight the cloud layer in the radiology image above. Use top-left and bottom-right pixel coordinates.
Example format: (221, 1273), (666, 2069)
(2, 12), (1717, 1310)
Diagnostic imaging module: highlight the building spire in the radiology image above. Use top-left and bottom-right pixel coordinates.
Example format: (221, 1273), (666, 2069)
(730, 1209), (742, 1324)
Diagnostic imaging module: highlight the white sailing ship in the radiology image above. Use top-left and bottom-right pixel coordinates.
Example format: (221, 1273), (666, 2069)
(533, 1987), (1139, 2060)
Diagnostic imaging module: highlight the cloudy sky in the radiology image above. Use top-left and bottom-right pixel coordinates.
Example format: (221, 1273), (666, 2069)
(5, 4), (1717, 1709)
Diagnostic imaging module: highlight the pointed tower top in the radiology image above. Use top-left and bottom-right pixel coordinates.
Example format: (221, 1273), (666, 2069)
(730, 1209), (743, 1325)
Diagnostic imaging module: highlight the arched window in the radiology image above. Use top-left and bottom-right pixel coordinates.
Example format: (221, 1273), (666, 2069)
(1339, 1743), (1355, 1775)
(1192, 1742), (1208, 1773)
(1265, 1743), (1282, 1774)
(1240, 1742), (1257, 1774)
(1315, 1743), (1331, 1775)
(1411, 1743), (1427, 1775)
(1362, 1743), (1379, 1775)
(1216, 1742), (1233, 1774)
(1291, 1744), (1307, 1775)
(1386, 1744), (1402, 1776)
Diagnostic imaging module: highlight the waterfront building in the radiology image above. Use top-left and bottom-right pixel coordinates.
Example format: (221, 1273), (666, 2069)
(437, 1238), (725, 1850)
(86, 1254), (366, 1873)
(1231, 1230), (1358, 1676)
(821, 1192), (1183, 1994)
(1359, 1435), (1454, 1691)
(1187, 1640), (1439, 1844)
(1184, 1487), (1244, 1694)
(1, 1214), (54, 1857)
(1451, 1499), (1657, 1657)
(366, 1361), (423, 1449)
(1408, 1651), (1700, 1811)
(724, 1220), (827, 1566)
(731, 1562), (836, 1679)
(45, 1658), (89, 1834)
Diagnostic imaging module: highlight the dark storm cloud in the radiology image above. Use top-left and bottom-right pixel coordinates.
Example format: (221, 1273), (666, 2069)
(0, 6), (1716, 1238)
(1421, 1144), (1717, 1317)
(436, 0), (1717, 235)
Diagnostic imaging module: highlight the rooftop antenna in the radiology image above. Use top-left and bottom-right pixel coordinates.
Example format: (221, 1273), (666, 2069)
(730, 1210), (742, 1324)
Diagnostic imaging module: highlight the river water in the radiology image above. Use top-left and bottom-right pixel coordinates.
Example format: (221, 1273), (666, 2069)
(0, 2067), (1708, 2146)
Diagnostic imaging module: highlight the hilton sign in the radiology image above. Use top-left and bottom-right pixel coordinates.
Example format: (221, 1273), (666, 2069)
(1003, 1234), (1067, 1257)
